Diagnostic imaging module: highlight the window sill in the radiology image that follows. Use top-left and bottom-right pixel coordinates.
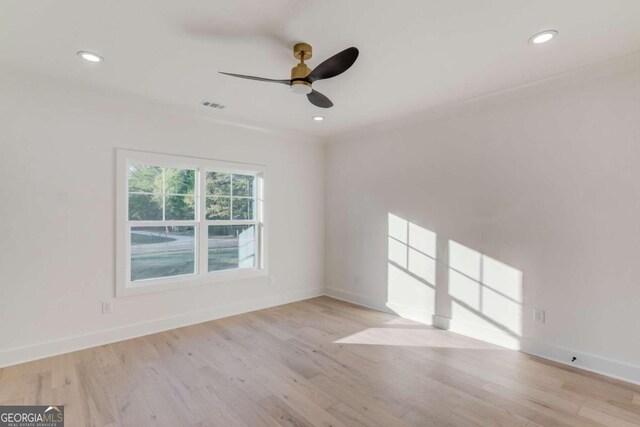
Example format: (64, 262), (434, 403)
(116, 268), (268, 297)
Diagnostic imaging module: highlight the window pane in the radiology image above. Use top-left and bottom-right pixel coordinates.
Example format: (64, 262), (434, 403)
(128, 164), (162, 193)
(206, 172), (231, 195)
(206, 196), (230, 220)
(208, 225), (256, 272)
(130, 226), (195, 281)
(164, 168), (195, 195)
(165, 195), (195, 220)
(128, 194), (162, 220)
(232, 197), (254, 220)
(232, 174), (254, 197)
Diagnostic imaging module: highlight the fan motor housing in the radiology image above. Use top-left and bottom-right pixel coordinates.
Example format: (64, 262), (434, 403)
(291, 63), (312, 87)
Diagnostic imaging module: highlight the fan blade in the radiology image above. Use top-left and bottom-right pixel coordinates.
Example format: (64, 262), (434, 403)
(307, 89), (333, 108)
(306, 47), (359, 83)
(219, 72), (291, 85)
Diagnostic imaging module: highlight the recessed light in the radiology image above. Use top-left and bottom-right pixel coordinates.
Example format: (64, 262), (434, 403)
(530, 30), (557, 45)
(77, 51), (103, 63)
(313, 116), (324, 121)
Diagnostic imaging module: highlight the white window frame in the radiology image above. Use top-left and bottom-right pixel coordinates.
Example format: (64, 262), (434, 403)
(116, 149), (267, 297)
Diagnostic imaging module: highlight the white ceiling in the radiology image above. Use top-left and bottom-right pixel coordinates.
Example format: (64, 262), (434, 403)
(2, 0), (640, 138)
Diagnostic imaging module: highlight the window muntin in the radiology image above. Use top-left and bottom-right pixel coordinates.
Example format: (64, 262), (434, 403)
(120, 154), (264, 292)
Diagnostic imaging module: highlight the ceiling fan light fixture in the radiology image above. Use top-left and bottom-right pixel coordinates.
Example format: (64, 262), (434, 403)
(291, 83), (313, 95)
(313, 116), (324, 121)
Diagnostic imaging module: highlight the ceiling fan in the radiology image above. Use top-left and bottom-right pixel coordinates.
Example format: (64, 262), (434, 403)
(219, 43), (359, 108)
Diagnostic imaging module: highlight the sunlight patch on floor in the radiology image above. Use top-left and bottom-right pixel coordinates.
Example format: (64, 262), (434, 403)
(384, 318), (424, 326)
(334, 327), (501, 349)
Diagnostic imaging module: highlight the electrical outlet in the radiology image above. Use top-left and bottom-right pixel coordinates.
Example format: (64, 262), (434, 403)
(269, 276), (276, 286)
(533, 308), (545, 324)
(102, 301), (113, 314)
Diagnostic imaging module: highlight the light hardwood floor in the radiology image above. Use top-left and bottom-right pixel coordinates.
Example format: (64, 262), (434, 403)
(1, 296), (640, 426)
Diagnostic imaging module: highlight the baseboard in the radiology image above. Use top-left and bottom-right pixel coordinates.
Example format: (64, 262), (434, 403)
(0, 287), (324, 368)
(324, 287), (392, 314)
(325, 288), (437, 326)
(324, 288), (640, 386)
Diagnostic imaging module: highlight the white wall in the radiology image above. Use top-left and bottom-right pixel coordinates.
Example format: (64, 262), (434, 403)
(326, 56), (640, 383)
(0, 70), (325, 366)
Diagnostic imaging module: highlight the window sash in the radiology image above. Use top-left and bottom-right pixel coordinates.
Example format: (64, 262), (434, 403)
(197, 168), (260, 276)
(126, 220), (261, 283)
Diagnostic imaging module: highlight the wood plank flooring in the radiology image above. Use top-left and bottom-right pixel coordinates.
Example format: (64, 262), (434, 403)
(1, 296), (640, 426)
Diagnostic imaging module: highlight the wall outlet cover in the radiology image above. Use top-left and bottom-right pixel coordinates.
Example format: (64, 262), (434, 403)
(102, 301), (113, 314)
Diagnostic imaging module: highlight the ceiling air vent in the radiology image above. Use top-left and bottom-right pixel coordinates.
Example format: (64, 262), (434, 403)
(201, 101), (226, 109)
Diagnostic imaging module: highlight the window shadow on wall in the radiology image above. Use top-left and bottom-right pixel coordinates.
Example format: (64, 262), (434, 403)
(385, 213), (437, 323)
(375, 213), (524, 349)
(448, 239), (523, 348)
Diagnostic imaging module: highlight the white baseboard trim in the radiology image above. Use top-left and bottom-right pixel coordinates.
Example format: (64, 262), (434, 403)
(324, 288), (640, 386)
(325, 288), (438, 326)
(0, 287), (324, 369)
(324, 287), (391, 314)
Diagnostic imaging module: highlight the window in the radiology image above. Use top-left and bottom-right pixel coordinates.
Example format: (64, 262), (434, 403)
(117, 150), (265, 296)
